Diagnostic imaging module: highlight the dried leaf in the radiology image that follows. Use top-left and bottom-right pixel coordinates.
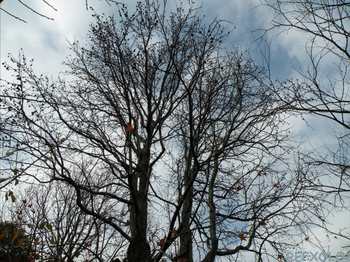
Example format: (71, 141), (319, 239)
(60, 138), (66, 143)
(259, 221), (266, 226)
(0, 230), (10, 240)
(238, 234), (246, 241)
(157, 235), (166, 247)
(39, 221), (47, 229)
(34, 237), (39, 246)
(11, 194), (16, 202)
(0, 178), (7, 183)
(15, 179), (19, 185)
(50, 235), (55, 244)
(124, 220), (130, 226)
(18, 237), (26, 247)
(11, 229), (20, 243)
(125, 123), (133, 132)
(6, 152), (14, 157)
(46, 223), (52, 231)
(169, 228), (178, 236)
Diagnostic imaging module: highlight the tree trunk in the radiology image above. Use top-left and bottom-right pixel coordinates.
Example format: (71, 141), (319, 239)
(127, 141), (151, 262)
(179, 166), (194, 262)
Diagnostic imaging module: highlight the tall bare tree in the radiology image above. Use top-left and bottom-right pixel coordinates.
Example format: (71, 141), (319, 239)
(263, 0), (350, 201)
(1, 0), (344, 261)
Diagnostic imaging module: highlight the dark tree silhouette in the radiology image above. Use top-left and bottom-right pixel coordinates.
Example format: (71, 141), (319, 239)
(0, 222), (36, 262)
(264, 0), (350, 200)
(1, 0), (345, 261)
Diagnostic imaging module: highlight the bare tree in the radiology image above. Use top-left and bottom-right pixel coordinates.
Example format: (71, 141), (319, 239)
(1, 0), (344, 261)
(0, 0), (121, 23)
(18, 181), (125, 261)
(263, 0), (350, 197)
(264, 0), (350, 128)
(0, 0), (57, 23)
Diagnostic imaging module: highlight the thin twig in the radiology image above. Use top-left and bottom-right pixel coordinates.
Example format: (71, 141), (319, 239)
(42, 0), (58, 11)
(0, 7), (27, 23)
(18, 0), (54, 20)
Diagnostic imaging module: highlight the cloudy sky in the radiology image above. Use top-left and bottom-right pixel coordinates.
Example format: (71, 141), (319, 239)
(1, 0), (349, 257)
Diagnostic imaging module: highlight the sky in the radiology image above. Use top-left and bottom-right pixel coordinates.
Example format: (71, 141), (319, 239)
(0, 0), (349, 259)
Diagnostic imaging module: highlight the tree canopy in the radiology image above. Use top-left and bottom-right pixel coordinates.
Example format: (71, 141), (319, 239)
(1, 0), (349, 261)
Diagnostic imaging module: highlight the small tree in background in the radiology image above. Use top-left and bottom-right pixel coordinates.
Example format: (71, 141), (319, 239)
(264, 0), (350, 211)
(0, 221), (37, 262)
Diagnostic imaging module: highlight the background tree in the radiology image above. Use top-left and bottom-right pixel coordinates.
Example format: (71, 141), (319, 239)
(15, 181), (125, 262)
(0, 221), (37, 262)
(264, 0), (350, 205)
(0, 0), (345, 261)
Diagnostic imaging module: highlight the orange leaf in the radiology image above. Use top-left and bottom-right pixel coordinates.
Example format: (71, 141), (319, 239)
(259, 221), (266, 226)
(238, 234), (246, 241)
(236, 186), (241, 192)
(157, 235), (166, 247)
(124, 220), (130, 226)
(273, 184), (279, 188)
(305, 236), (309, 241)
(125, 123), (133, 132)
(170, 228), (178, 236)
(263, 172), (267, 176)
(277, 254), (283, 259)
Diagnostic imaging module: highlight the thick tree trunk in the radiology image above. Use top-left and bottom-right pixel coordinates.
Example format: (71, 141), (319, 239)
(127, 143), (151, 262)
(179, 167), (194, 262)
